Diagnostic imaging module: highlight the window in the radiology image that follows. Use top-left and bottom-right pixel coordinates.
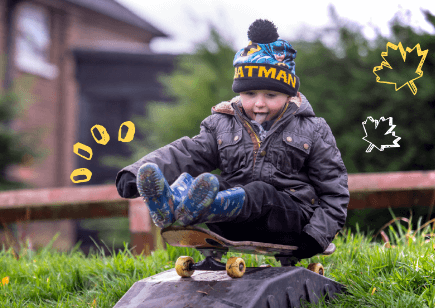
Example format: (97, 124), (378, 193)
(15, 3), (58, 79)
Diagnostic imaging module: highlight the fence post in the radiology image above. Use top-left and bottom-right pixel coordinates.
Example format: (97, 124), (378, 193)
(128, 198), (154, 255)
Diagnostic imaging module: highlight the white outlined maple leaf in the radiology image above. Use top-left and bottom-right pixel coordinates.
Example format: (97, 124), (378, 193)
(362, 117), (401, 152)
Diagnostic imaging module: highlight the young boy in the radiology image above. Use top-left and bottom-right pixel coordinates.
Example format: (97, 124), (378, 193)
(116, 19), (349, 259)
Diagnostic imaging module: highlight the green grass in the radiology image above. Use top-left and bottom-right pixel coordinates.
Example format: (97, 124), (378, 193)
(1, 220), (435, 307)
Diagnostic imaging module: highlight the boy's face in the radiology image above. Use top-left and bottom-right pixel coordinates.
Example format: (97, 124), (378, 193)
(240, 90), (290, 124)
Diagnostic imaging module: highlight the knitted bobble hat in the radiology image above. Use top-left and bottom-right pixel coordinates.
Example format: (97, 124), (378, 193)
(232, 19), (299, 96)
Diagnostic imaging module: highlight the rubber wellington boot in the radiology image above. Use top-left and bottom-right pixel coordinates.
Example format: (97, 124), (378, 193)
(203, 187), (245, 224)
(170, 172), (194, 205)
(174, 173), (220, 226)
(136, 163), (193, 228)
(175, 180), (245, 226)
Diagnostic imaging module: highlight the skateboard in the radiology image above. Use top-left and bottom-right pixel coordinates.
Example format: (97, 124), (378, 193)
(161, 225), (336, 278)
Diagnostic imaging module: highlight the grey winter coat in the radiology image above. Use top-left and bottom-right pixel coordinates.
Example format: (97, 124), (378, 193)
(116, 93), (349, 251)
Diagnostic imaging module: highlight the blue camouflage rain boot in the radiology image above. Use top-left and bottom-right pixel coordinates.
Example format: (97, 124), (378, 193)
(170, 172), (194, 205)
(174, 173), (220, 226)
(175, 176), (245, 226)
(136, 163), (193, 228)
(203, 187), (245, 223)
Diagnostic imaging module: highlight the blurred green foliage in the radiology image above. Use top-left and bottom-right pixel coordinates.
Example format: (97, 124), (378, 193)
(105, 8), (435, 176)
(0, 88), (40, 191)
(0, 52), (45, 191)
(102, 8), (435, 235)
(298, 9), (435, 174)
(1, 6), (432, 256)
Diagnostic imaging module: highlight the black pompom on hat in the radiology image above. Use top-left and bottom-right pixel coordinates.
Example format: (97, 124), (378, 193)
(247, 19), (279, 43)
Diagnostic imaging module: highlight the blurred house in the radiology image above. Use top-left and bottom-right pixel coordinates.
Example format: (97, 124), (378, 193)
(1, 0), (175, 250)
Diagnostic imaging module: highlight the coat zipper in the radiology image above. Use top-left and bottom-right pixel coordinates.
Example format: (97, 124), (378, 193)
(272, 102), (289, 127)
(243, 120), (261, 149)
(234, 101), (291, 173)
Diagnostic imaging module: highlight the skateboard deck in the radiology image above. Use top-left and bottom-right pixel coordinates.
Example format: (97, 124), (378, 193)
(161, 225), (335, 257)
(162, 225), (336, 278)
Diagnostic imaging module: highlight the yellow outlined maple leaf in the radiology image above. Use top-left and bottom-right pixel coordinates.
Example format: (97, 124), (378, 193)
(373, 42), (428, 95)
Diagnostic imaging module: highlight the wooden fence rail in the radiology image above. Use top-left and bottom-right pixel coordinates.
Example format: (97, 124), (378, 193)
(348, 170), (435, 210)
(1, 170), (435, 253)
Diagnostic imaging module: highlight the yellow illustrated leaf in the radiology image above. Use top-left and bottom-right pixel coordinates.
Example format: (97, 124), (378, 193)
(373, 42), (428, 95)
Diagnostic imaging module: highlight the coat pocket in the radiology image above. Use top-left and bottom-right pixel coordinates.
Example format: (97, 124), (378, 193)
(271, 132), (312, 174)
(286, 184), (319, 220)
(217, 130), (246, 173)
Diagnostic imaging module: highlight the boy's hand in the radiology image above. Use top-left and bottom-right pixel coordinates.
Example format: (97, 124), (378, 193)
(294, 232), (323, 259)
(117, 171), (139, 198)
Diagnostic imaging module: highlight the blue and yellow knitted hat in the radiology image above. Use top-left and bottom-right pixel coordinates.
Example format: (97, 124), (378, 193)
(232, 19), (300, 96)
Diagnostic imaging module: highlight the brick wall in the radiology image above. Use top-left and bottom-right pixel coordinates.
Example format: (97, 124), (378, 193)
(0, 0), (6, 57)
(7, 0), (154, 188)
(2, 0), (159, 251)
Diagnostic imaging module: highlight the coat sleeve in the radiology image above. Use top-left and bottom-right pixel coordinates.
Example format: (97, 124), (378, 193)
(302, 118), (350, 251)
(115, 115), (219, 196)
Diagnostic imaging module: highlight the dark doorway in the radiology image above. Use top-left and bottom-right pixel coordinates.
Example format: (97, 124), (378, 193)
(73, 50), (176, 185)
(73, 50), (176, 253)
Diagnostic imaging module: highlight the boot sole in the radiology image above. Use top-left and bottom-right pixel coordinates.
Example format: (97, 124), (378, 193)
(137, 163), (174, 228)
(175, 173), (219, 226)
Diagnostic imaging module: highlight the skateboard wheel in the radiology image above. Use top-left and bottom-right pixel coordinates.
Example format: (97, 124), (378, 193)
(307, 263), (324, 276)
(175, 256), (195, 278)
(226, 257), (246, 278)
